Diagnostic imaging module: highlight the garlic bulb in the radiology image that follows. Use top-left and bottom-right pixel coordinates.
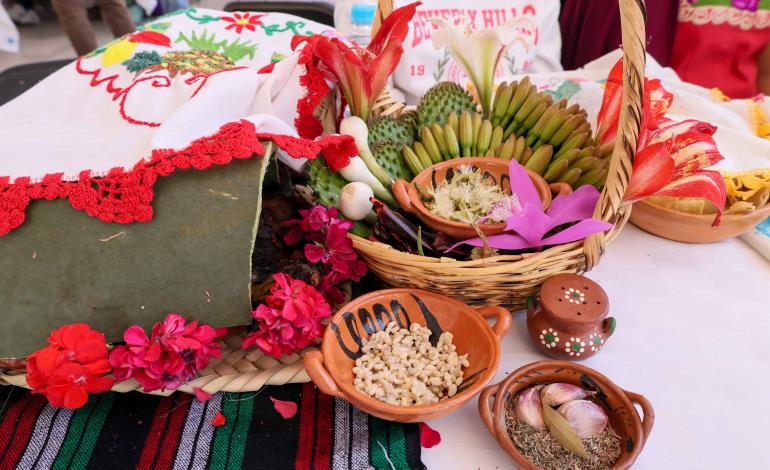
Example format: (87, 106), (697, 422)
(339, 182), (374, 221)
(514, 386), (545, 431)
(540, 383), (595, 406)
(557, 400), (608, 438)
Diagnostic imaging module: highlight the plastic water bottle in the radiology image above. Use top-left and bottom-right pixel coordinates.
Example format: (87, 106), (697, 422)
(334, 0), (377, 48)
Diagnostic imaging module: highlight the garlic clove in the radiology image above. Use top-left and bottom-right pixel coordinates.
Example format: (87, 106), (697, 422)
(540, 383), (595, 406)
(514, 386), (545, 431)
(557, 399), (608, 438)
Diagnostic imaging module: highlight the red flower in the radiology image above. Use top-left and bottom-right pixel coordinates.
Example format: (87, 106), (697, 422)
(243, 273), (331, 358)
(221, 12), (265, 34)
(283, 205), (352, 246)
(305, 224), (366, 282)
(597, 59), (726, 225)
(109, 314), (226, 392)
(26, 324), (114, 409)
(296, 2), (419, 120)
(623, 119), (726, 225)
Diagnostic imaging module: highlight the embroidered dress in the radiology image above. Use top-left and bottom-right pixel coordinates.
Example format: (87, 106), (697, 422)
(672, 0), (770, 98)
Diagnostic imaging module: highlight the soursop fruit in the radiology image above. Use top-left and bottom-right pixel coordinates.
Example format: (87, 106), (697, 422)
(307, 158), (347, 209)
(399, 109), (418, 129)
(371, 141), (414, 181)
(368, 115), (415, 147)
(417, 81), (476, 128)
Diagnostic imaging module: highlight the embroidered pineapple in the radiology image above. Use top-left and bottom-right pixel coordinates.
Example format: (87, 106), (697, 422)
(145, 50), (235, 77)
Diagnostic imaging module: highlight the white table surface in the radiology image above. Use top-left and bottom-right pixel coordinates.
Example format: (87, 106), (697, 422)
(422, 224), (770, 469)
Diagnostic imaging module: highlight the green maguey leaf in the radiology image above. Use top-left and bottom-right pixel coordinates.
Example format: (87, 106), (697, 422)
(542, 402), (588, 458)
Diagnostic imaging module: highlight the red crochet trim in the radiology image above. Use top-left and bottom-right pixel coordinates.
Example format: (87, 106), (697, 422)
(0, 120), (356, 236)
(294, 45), (331, 139)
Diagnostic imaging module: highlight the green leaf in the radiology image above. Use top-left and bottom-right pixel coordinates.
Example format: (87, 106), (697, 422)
(220, 38), (258, 62)
(122, 50), (162, 73)
(542, 402), (588, 458)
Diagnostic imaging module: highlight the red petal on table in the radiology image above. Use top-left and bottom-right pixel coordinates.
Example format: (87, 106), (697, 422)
(270, 397), (298, 419)
(211, 410), (226, 427)
(419, 422), (441, 448)
(193, 387), (212, 402)
(129, 31), (171, 47)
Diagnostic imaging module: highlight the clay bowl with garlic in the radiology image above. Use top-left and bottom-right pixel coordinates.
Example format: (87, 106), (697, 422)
(303, 288), (512, 423)
(392, 157), (571, 240)
(479, 360), (654, 469)
(630, 198), (770, 243)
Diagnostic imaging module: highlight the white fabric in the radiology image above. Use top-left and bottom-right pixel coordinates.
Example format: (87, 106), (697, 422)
(392, 0), (562, 104)
(423, 224), (770, 469)
(0, 4), (20, 53)
(0, 9), (332, 182)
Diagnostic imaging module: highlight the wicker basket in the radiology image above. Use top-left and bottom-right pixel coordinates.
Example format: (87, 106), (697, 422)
(353, 0), (646, 311)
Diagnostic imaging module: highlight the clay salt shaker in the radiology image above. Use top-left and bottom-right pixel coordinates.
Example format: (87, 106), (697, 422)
(526, 273), (615, 360)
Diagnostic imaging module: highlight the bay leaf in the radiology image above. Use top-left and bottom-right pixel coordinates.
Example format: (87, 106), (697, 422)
(542, 402), (588, 459)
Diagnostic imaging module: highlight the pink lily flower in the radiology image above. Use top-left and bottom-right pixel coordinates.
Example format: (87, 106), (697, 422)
(450, 160), (613, 251)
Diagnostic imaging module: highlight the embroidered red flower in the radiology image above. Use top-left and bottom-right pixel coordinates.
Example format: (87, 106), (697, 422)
(242, 273), (331, 358)
(221, 12), (265, 34)
(26, 324), (114, 409)
(109, 314), (226, 392)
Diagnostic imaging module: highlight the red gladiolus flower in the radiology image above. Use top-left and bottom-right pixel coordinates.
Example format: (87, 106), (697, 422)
(296, 2), (420, 120)
(624, 119), (727, 225)
(243, 273), (331, 358)
(26, 323), (114, 409)
(596, 59), (673, 147)
(109, 314), (226, 392)
(222, 12), (265, 34)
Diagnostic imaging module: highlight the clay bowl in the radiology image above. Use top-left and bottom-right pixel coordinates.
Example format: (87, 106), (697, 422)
(479, 360), (654, 469)
(630, 198), (770, 243)
(392, 157), (569, 240)
(304, 288), (512, 423)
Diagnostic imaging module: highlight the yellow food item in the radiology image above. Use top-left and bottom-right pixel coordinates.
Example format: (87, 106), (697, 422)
(746, 100), (770, 139)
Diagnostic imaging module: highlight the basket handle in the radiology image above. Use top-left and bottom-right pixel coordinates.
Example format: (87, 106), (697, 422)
(623, 388), (655, 441)
(474, 305), (513, 341)
(372, 0), (394, 38)
(302, 350), (343, 398)
(583, 0), (647, 270)
(478, 383), (499, 437)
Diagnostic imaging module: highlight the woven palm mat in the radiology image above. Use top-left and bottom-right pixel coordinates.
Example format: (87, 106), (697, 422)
(0, 383), (425, 470)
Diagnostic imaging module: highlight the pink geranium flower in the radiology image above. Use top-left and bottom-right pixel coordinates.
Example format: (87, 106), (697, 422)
(109, 314), (226, 392)
(243, 273), (331, 358)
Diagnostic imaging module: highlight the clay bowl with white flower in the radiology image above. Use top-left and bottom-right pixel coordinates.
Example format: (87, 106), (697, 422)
(392, 157), (570, 240)
(303, 288), (511, 423)
(479, 360), (654, 469)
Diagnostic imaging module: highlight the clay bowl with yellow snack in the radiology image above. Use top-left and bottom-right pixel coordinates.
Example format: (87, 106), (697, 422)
(630, 198), (770, 244)
(303, 288), (512, 422)
(392, 157), (571, 240)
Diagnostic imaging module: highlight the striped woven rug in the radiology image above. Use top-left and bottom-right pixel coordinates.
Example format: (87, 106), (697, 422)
(0, 384), (424, 470)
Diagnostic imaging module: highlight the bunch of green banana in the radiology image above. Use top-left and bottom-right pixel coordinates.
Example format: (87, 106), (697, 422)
(490, 78), (594, 161)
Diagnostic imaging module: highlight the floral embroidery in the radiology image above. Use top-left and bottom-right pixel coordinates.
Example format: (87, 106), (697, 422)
(564, 337), (586, 357)
(564, 287), (586, 304)
(122, 51), (162, 73)
(175, 30), (258, 62)
(260, 21), (314, 37)
(222, 12), (265, 34)
(539, 328), (560, 349)
(589, 332), (605, 352)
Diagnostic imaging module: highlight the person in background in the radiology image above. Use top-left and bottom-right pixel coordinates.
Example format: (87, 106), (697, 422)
(672, 0), (770, 98)
(5, 0), (41, 25)
(51, 0), (135, 55)
(559, 0), (679, 69)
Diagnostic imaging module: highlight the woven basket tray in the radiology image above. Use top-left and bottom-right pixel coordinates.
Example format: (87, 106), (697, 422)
(0, 331), (314, 395)
(354, 0), (646, 311)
